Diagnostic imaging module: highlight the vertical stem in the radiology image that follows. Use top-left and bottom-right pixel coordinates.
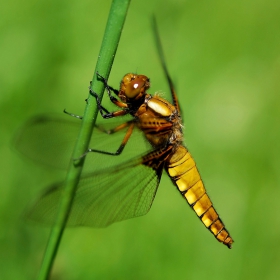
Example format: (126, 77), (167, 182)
(37, 0), (131, 279)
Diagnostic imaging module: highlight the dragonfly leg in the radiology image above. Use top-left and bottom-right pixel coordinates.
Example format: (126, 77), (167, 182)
(63, 109), (83, 119)
(93, 73), (129, 110)
(89, 87), (128, 119)
(96, 72), (119, 97)
(95, 120), (132, 135)
(75, 122), (135, 160)
(63, 107), (112, 121)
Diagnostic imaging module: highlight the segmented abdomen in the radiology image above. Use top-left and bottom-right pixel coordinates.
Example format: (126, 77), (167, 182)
(166, 145), (233, 248)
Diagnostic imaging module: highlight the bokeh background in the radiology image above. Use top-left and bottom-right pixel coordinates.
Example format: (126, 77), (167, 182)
(1, 0), (280, 279)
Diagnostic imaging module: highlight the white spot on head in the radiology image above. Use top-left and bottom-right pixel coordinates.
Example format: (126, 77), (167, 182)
(133, 84), (138, 89)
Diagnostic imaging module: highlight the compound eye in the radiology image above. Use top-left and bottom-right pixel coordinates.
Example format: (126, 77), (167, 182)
(122, 73), (135, 84)
(122, 74), (150, 99)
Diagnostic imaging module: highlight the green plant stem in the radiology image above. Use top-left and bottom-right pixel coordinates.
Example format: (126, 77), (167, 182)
(37, 1), (131, 279)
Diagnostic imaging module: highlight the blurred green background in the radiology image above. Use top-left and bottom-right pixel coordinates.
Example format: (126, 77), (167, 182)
(1, 0), (280, 279)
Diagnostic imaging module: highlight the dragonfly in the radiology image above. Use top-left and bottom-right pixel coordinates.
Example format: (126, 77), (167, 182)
(14, 20), (233, 249)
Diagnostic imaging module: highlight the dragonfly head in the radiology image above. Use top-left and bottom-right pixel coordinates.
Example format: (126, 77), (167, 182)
(119, 73), (150, 103)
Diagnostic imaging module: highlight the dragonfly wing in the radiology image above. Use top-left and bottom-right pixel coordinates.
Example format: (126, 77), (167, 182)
(13, 114), (80, 169)
(13, 114), (146, 171)
(26, 159), (164, 227)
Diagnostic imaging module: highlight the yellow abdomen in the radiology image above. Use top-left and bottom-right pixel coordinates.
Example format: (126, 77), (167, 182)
(166, 145), (233, 248)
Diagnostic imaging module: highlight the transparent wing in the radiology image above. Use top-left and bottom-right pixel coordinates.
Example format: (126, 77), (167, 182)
(27, 160), (163, 227)
(14, 114), (79, 169)
(13, 114), (149, 172)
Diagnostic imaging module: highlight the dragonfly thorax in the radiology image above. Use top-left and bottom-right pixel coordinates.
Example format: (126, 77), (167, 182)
(134, 91), (183, 149)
